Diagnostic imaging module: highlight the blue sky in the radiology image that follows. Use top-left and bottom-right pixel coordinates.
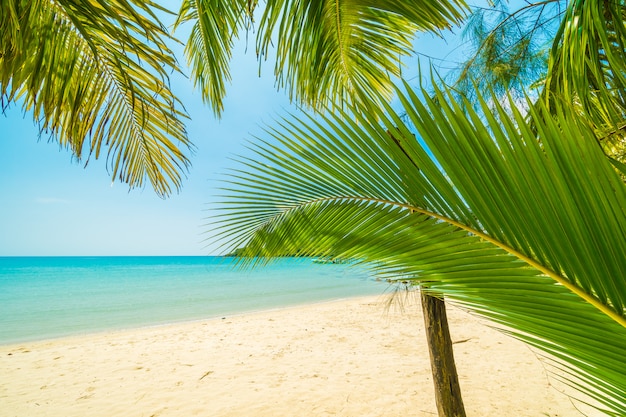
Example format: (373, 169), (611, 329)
(0, 21), (461, 256)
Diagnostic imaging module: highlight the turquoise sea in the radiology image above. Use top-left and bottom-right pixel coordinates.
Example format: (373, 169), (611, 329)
(0, 256), (387, 344)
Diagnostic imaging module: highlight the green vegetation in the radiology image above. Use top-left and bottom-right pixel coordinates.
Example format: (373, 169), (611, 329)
(1, 0), (465, 195)
(1, 0), (191, 196)
(6, 0), (626, 415)
(214, 77), (626, 416)
(174, 0), (466, 116)
(455, 0), (626, 163)
(212, 1), (626, 415)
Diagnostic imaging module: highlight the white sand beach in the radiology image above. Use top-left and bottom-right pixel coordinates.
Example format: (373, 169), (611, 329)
(1, 294), (596, 416)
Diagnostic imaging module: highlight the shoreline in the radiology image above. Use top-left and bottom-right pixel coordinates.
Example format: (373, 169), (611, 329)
(1, 294), (594, 416)
(0, 256), (388, 346)
(0, 293), (392, 347)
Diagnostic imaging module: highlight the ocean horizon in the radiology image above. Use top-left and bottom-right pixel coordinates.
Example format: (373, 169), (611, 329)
(0, 256), (388, 345)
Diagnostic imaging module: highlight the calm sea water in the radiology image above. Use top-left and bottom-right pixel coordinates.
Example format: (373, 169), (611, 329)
(0, 256), (387, 344)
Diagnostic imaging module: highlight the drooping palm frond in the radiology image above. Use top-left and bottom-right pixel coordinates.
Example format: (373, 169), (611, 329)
(176, 0), (467, 115)
(212, 80), (626, 414)
(543, 0), (626, 150)
(174, 0), (253, 117)
(1, 0), (191, 196)
(257, 0), (468, 111)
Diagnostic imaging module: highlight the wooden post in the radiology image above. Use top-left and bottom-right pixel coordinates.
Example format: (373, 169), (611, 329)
(421, 290), (466, 417)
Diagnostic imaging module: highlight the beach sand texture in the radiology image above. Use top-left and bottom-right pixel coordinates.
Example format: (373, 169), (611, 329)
(1, 294), (598, 416)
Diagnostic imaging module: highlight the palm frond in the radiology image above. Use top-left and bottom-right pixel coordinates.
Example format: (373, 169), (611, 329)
(543, 0), (626, 147)
(258, 0), (463, 109)
(212, 80), (626, 414)
(174, 0), (253, 117)
(257, 0), (467, 111)
(1, 0), (191, 196)
(177, 0), (467, 114)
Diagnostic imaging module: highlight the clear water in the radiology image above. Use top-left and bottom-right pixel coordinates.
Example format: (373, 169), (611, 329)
(0, 256), (387, 344)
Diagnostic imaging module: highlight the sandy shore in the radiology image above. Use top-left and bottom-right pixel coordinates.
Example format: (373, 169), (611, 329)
(1, 294), (596, 416)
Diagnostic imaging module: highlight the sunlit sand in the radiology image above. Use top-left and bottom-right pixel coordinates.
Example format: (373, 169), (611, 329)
(1, 295), (593, 416)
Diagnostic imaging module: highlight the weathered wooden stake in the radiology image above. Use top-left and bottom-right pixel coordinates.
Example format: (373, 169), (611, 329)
(421, 290), (467, 417)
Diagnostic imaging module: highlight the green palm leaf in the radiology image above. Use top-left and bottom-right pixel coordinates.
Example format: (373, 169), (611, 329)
(175, 0), (253, 117)
(1, 0), (191, 196)
(543, 0), (626, 147)
(176, 0), (467, 115)
(212, 81), (626, 414)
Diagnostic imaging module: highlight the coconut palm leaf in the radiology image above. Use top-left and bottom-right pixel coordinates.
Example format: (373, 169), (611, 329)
(176, 0), (467, 115)
(1, 0), (191, 196)
(212, 80), (626, 414)
(174, 0), (253, 117)
(543, 0), (626, 147)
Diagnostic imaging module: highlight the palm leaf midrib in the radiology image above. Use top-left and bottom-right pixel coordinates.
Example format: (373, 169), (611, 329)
(257, 184), (626, 329)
